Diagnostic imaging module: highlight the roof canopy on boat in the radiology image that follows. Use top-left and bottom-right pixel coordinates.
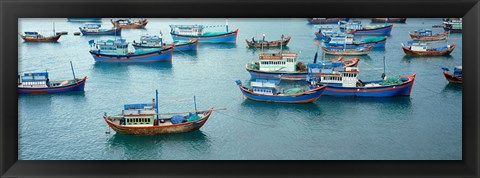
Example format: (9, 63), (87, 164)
(21, 72), (49, 82)
(124, 103), (154, 110)
(84, 23), (101, 27)
(24, 32), (39, 35)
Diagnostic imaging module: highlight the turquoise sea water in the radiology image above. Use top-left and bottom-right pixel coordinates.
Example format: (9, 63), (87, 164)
(18, 18), (462, 160)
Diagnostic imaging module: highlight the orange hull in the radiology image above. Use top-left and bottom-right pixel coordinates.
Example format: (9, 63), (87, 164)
(402, 44), (456, 56)
(21, 34), (61, 42)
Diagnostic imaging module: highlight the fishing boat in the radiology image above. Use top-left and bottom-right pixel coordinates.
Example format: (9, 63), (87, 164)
(20, 32), (61, 42)
(409, 29), (449, 41)
(340, 21), (394, 35)
(314, 25), (341, 40)
(88, 39), (174, 62)
(132, 33), (198, 51)
(308, 58), (416, 97)
(441, 66), (462, 83)
(307, 18), (349, 24)
(20, 23), (61, 42)
(111, 18), (148, 29)
(79, 23), (121, 36)
(323, 33), (387, 48)
(67, 18), (102, 22)
(321, 45), (373, 56)
(371, 18), (407, 23)
(401, 42), (456, 56)
(18, 62), (87, 94)
(169, 19), (238, 43)
(245, 35), (291, 48)
(246, 51), (359, 80)
(103, 90), (216, 135)
(443, 18), (462, 33)
(235, 79), (326, 103)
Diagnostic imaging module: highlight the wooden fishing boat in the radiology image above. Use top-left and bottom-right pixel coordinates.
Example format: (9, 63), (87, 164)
(103, 90), (216, 135)
(307, 18), (349, 24)
(18, 62), (87, 94)
(443, 18), (462, 33)
(132, 34), (198, 51)
(79, 23), (121, 36)
(20, 31), (61, 42)
(371, 18), (407, 23)
(111, 18), (148, 29)
(401, 42), (456, 56)
(441, 66), (462, 83)
(170, 20), (238, 43)
(246, 51), (359, 80)
(314, 25), (341, 40)
(409, 29), (449, 41)
(340, 21), (393, 35)
(245, 35), (291, 48)
(308, 62), (416, 97)
(321, 45), (373, 56)
(89, 39), (174, 62)
(323, 34), (387, 48)
(235, 80), (326, 103)
(67, 18), (102, 22)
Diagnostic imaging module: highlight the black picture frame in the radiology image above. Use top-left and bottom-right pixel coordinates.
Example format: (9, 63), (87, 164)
(1, 0), (479, 177)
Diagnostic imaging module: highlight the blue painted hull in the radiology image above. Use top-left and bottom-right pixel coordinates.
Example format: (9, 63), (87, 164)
(237, 85), (326, 103)
(342, 25), (393, 35)
(246, 69), (316, 80)
(18, 77), (87, 94)
(80, 28), (121, 36)
(171, 29), (238, 43)
(174, 41), (198, 51)
(322, 74), (416, 97)
(323, 38), (387, 49)
(90, 48), (174, 62)
(308, 18), (350, 24)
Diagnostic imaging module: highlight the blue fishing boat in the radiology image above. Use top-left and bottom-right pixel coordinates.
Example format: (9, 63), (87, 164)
(79, 23), (121, 36)
(443, 18), (462, 33)
(67, 18), (102, 22)
(323, 33), (387, 48)
(132, 33), (198, 51)
(246, 52), (359, 80)
(235, 79), (326, 103)
(340, 21), (393, 35)
(441, 66), (462, 83)
(314, 25), (342, 40)
(308, 58), (416, 97)
(18, 62), (87, 94)
(169, 20), (238, 43)
(88, 39), (174, 62)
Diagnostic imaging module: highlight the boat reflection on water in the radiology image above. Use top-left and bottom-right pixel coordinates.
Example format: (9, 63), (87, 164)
(93, 62), (173, 72)
(442, 82), (462, 93)
(106, 130), (211, 160)
(402, 55), (454, 63)
(197, 43), (237, 50)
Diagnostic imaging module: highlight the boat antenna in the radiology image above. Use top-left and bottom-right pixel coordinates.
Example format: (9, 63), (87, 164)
(53, 22), (56, 36)
(313, 40), (320, 64)
(194, 95), (197, 114)
(381, 56), (386, 79)
(226, 18), (229, 32)
(262, 33), (265, 52)
(280, 34), (284, 53)
(159, 30), (163, 46)
(70, 61), (76, 79)
(155, 89), (159, 121)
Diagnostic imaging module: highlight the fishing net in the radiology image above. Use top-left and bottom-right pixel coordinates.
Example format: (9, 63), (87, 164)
(296, 62), (306, 72)
(188, 114), (201, 122)
(170, 115), (187, 124)
(362, 36), (385, 43)
(379, 76), (403, 86)
(284, 88), (303, 94)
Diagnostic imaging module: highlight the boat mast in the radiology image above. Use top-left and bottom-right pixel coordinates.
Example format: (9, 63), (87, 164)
(225, 18), (229, 32)
(262, 33), (265, 52)
(155, 90), (159, 122)
(194, 95), (197, 114)
(280, 34), (283, 52)
(382, 56), (386, 79)
(70, 61), (76, 80)
(53, 22), (56, 36)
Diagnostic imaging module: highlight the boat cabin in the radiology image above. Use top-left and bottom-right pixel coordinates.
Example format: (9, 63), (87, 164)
(18, 72), (49, 87)
(138, 35), (163, 46)
(307, 63), (359, 87)
(257, 52), (297, 72)
(23, 32), (45, 38)
(454, 66), (462, 78)
(341, 21), (363, 30)
(170, 25), (205, 36)
(122, 103), (156, 126)
(414, 29), (433, 36)
(250, 80), (279, 95)
(327, 34), (355, 45)
(91, 39), (131, 55)
(114, 19), (133, 25)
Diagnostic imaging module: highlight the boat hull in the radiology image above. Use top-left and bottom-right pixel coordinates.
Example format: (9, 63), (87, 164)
(402, 44), (456, 56)
(324, 37), (387, 49)
(21, 34), (61, 42)
(171, 29), (238, 43)
(246, 69), (310, 80)
(307, 18), (349, 24)
(409, 31), (448, 41)
(90, 48), (174, 62)
(79, 28), (121, 36)
(321, 46), (372, 56)
(371, 18), (407, 23)
(245, 36), (291, 48)
(18, 76), (87, 94)
(443, 72), (462, 83)
(133, 40), (198, 51)
(344, 24), (394, 35)
(322, 74), (416, 97)
(237, 85), (326, 103)
(104, 110), (213, 135)
(67, 18), (102, 22)
(443, 27), (462, 33)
